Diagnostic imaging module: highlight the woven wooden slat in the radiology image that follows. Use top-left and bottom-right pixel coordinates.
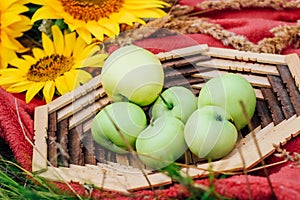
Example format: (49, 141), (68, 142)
(82, 130), (97, 165)
(69, 125), (84, 166)
(48, 112), (58, 167)
(277, 65), (300, 115)
(267, 75), (295, 119)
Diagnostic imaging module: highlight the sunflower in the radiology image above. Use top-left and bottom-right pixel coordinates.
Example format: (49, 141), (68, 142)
(0, 0), (32, 68)
(31, 0), (169, 44)
(0, 25), (107, 103)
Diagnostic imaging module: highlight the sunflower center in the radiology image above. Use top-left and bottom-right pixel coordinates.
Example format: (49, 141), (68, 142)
(60, 0), (124, 22)
(27, 54), (74, 82)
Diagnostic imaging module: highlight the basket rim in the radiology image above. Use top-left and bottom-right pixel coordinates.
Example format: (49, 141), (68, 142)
(32, 45), (300, 192)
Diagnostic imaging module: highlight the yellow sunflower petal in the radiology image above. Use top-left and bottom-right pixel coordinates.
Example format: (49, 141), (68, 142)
(73, 37), (88, 57)
(31, 7), (60, 22)
(63, 32), (76, 57)
(0, 1), (14, 11)
(75, 44), (99, 60)
(7, 81), (33, 93)
(26, 82), (45, 103)
(77, 70), (92, 84)
(12, 15), (32, 31)
(98, 18), (120, 36)
(96, 25), (116, 40)
(81, 54), (107, 67)
(0, 77), (20, 86)
(1, 48), (17, 68)
(3, 37), (28, 53)
(64, 70), (80, 91)
(123, 3), (167, 9)
(76, 27), (93, 45)
(22, 55), (37, 65)
(110, 12), (137, 25)
(5, 3), (29, 14)
(9, 58), (31, 70)
(67, 19), (86, 31)
(0, 68), (19, 75)
(126, 0), (169, 6)
(0, 68), (25, 77)
(55, 75), (70, 95)
(43, 80), (55, 103)
(1, 31), (19, 50)
(52, 25), (64, 55)
(42, 32), (55, 55)
(26, 0), (43, 5)
(129, 9), (167, 18)
(86, 21), (104, 41)
(2, 12), (23, 26)
(32, 48), (46, 60)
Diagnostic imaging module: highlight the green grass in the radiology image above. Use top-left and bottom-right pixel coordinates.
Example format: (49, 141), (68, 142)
(161, 163), (232, 200)
(0, 156), (233, 200)
(0, 157), (80, 200)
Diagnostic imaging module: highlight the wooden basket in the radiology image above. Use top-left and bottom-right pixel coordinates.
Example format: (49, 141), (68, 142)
(32, 44), (300, 193)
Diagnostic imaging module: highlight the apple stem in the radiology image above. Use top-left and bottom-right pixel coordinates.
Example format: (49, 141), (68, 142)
(158, 93), (173, 110)
(149, 118), (155, 126)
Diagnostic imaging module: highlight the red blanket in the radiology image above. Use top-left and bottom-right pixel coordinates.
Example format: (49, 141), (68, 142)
(1, 0), (300, 199)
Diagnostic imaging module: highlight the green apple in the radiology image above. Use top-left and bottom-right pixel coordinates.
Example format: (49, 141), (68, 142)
(91, 102), (147, 154)
(136, 116), (187, 169)
(198, 73), (256, 130)
(100, 45), (164, 106)
(184, 105), (238, 160)
(151, 86), (197, 123)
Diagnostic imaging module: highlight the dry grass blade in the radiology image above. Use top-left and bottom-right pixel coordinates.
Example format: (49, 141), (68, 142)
(237, 146), (252, 199)
(240, 101), (277, 199)
(273, 144), (300, 167)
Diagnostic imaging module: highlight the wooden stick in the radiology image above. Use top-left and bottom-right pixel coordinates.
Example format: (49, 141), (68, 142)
(32, 105), (49, 172)
(47, 75), (102, 113)
(156, 44), (209, 61)
(197, 58), (279, 75)
(68, 97), (110, 130)
(192, 70), (271, 88)
(207, 47), (286, 64)
(285, 54), (300, 91)
(57, 87), (106, 123)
